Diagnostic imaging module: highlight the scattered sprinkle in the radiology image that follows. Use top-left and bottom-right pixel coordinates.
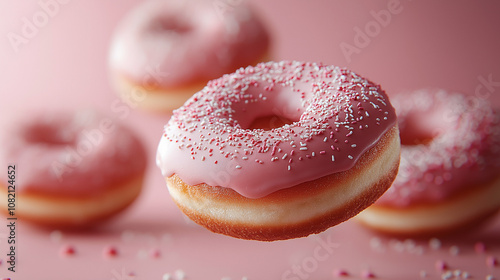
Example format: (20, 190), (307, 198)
(360, 269), (375, 279)
(435, 260), (448, 271)
(150, 249), (161, 259)
(102, 246), (119, 259)
(332, 268), (349, 277)
(175, 269), (186, 280)
(50, 230), (63, 243)
(475, 242), (487, 254)
(486, 255), (498, 267)
(59, 245), (76, 257)
(449, 245), (460, 256)
(429, 238), (442, 250)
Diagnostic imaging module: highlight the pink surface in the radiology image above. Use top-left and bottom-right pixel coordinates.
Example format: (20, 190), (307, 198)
(1, 0), (500, 279)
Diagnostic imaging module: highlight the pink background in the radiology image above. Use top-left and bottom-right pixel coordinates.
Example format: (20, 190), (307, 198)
(1, 0), (500, 279)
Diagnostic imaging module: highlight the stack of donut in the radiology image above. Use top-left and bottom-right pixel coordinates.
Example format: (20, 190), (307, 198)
(156, 61), (401, 241)
(357, 89), (500, 235)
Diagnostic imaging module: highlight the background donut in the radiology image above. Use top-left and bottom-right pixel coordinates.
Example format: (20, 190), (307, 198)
(357, 89), (500, 235)
(0, 110), (148, 228)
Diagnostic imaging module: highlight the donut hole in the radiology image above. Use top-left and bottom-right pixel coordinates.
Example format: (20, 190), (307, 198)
(398, 115), (438, 146)
(230, 84), (303, 131)
(248, 115), (295, 131)
(23, 124), (74, 146)
(150, 18), (192, 34)
(399, 128), (434, 146)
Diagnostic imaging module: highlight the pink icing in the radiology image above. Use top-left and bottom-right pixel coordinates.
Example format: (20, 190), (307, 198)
(0, 110), (147, 196)
(376, 89), (500, 207)
(156, 61), (397, 199)
(108, 0), (270, 89)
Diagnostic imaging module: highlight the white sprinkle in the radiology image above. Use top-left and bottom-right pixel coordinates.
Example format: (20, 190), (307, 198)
(348, 155), (353, 160)
(300, 147), (308, 151)
(282, 153), (288, 160)
(351, 144), (357, 148)
(271, 157), (278, 162)
(288, 165), (291, 171)
(175, 270), (186, 280)
(449, 245), (460, 256)
(429, 238), (441, 250)
(324, 137), (328, 142)
(50, 230), (63, 243)
(300, 142), (307, 146)
(441, 271), (452, 280)
(235, 165), (242, 169)
(332, 155), (335, 162)
(201, 156), (205, 161)
(242, 156), (248, 160)
(312, 152), (315, 157)
(370, 237), (384, 251)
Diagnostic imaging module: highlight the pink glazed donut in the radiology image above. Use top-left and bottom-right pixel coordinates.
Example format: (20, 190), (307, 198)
(156, 61), (401, 241)
(0, 111), (147, 227)
(357, 90), (500, 235)
(108, 0), (270, 111)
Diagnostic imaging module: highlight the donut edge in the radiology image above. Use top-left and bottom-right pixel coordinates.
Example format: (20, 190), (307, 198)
(166, 125), (400, 241)
(110, 53), (272, 112)
(0, 175), (144, 228)
(356, 176), (500, 236)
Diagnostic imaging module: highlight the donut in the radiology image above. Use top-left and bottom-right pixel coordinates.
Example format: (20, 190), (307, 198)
(357, 89), (500, 235)
(108, 0), (271, 112)
(0, 111), (147, 227)
(156, 61), (401, 241)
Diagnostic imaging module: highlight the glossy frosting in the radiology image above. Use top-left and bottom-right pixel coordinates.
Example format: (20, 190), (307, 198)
(1, 111), (147, 196)
(377, 90), (500, 207)
(156, 61), (397, 198)
(109, 0), (270, 89)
